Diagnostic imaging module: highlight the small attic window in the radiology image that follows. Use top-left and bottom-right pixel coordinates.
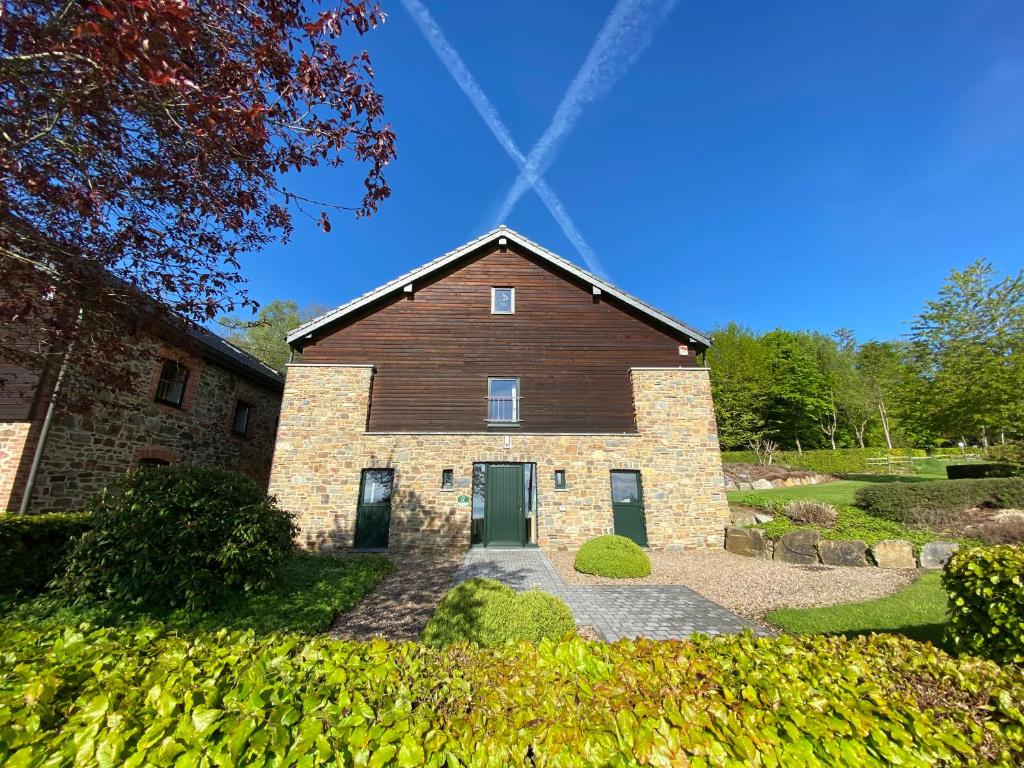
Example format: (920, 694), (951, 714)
(491, 287), (514, 314)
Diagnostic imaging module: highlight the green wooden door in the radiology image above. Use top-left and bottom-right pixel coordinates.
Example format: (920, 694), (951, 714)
(354, 469), (393, 549)
(484, 464), (525, 546)
(610, 470), (647, 546)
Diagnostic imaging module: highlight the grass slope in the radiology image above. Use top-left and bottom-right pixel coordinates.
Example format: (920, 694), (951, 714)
(767, 572), (949, 650)
(3, 552), (392, 636)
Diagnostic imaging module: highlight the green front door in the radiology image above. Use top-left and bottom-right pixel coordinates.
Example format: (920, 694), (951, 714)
(484, 464), (525, 546)
(354, 469), (393, 549)
(610, 470), (647, 546)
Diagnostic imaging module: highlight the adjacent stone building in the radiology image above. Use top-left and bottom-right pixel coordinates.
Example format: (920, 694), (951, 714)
(0, 322), (283, 513)
(270, 227), (729, 553)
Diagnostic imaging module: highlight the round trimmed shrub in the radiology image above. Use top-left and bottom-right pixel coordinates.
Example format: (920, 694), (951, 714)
(60, 466), (296, 611)
(574, 535), (651, 578)
(422, 578), (575, 647)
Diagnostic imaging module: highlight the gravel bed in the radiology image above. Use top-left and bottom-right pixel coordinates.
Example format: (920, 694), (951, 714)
(547, 549), (918, 620)
(330, 553), (462, 641)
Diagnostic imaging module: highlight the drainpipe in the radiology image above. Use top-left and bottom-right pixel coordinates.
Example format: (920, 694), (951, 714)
(18, 309), (82, 514)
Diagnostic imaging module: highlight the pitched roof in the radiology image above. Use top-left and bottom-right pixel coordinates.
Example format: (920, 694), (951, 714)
(287, 226), (711, 347)
(189, 324), (284, 391)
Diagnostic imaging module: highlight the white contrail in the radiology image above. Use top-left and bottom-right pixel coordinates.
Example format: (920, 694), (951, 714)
(400, 0), (608, 277)
(495, 0), (680, 225)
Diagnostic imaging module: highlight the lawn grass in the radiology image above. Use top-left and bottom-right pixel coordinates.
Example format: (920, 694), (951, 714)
(3, 552), (392, 636)
(767, 572), (950, 650)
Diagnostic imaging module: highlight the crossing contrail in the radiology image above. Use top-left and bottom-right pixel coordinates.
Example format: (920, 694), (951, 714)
(400, 0), (608, 277)
(495, 0), (680, 225)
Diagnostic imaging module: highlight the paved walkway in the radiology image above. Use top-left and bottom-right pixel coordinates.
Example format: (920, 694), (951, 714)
(456, 549), (765, 641)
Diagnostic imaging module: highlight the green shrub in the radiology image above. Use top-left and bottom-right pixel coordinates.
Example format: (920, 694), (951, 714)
(753, 506), (938, 549)
(422, 578), (574, 647)
(855, 477), (1024, 523)
(987, 443), (1024, 475)
(60, 466), (296, 611)
(574, 534), (652, 578)
(1, 624), (1021, 766)
(721, 448), (925, 475)
(946, 463), (1016, 479)
(944, 545), (1024, 664)
(0, 512), (92, 597)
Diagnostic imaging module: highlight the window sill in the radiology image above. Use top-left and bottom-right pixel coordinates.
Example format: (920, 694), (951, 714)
(553, 488), (569, 492)
(439, 488), (454, 493)
(486, 421), (520, 428)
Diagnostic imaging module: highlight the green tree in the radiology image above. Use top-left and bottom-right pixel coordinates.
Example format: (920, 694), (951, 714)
(706, 323), (770, 449)
(908, 260), (1024, 446)
(219, 300), (329, 373)
(855, 341), (907, 449)
(761, 330), (831, 452)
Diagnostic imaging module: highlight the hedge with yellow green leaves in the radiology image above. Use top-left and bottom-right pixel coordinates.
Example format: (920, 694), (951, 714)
(1, 623), (1022, 766)
(944, 545), (1024, 664)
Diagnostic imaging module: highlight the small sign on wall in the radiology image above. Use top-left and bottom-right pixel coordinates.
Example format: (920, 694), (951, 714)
(456, 494), (470, 506)
(679, 344), (689, 356)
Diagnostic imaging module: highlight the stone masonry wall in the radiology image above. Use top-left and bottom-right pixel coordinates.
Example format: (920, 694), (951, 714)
(17, 336), (281, 513)
(269, 365), (729, 553)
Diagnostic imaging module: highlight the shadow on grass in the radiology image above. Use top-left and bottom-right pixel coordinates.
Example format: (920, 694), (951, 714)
(839, 474), (939, 485)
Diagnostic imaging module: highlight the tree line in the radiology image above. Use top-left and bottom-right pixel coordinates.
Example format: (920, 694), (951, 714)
(706, 259), (1023, 452)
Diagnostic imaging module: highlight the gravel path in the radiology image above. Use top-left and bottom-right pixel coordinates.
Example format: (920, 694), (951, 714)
(329, 554), (462, 641)
(547, 549), (917, 620)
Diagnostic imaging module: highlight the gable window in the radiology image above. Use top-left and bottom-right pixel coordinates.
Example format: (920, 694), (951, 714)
(553, 469), (566, 490)
(232, 400), (252, 436)
(155, 359), (189, 407)
(487, 378), (519, 423)
(441, 469), (454, 490)
(491, 287), (515, 314)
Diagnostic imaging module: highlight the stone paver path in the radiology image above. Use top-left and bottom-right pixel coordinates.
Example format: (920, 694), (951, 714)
(456, 549), (766, 641)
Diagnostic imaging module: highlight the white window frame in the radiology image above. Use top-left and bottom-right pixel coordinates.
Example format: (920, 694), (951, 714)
(486, 377), (520, 424)
(490, 287), (515, 314)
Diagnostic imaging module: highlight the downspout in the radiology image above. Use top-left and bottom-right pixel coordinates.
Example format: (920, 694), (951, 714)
(18, 309), (82, 514)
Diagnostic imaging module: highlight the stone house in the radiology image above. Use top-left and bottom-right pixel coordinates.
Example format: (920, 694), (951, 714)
(0, 321), (284, 514)
(270, 227), (728, 553)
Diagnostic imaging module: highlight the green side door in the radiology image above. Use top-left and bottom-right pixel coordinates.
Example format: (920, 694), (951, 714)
(484, 464), (525, 546)
(610, 470), (647, 547)
(354, 469), (393, 549)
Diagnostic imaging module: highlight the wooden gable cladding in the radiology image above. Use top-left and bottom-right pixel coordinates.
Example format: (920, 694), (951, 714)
(300, 243), (701, 433)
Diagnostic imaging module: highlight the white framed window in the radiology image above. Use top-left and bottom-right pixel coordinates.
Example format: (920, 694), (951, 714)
(487, 377), (519, 423)
(491, 287), (515, 314)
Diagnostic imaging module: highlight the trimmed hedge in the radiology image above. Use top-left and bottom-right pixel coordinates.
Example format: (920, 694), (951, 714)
(0, 512), (92, 597)
(60, 466), (296, 611)
(0, 624), (1021, 766)
(421, 578), (574, 647)
(947, 462), (1016, 479)
(721, 448), (925, 475)
(855, 478), (1024, 523)
(574, 534), (651, 578)
(944, 545), (1024, 664)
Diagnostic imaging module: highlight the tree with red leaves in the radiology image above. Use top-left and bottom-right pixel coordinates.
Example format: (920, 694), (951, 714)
(0, 0), (395, 400)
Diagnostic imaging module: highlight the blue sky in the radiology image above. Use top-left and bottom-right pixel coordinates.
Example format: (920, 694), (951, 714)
(240, 1), (1024, 342)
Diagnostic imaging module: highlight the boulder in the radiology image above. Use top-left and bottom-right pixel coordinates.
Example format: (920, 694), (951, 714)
(751, 479), (774, 490)
(774, 530), (821, 564)
(994, 509), (1024, 522)
(919, 541), (960, 570)
(818, 539), (868, 567)
(725, 527), (769, 559)
(731, 514), (756, 527)
(753, 513), (775, 524)
(871, 540), (916, 569)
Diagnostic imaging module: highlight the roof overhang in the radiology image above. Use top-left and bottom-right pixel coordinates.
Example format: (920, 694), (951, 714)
(286, 226), (711, 348)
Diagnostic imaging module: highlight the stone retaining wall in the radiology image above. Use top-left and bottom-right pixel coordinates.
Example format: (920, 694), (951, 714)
(724, 526), (959, 570)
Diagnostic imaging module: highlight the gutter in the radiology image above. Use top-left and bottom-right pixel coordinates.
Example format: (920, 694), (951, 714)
(19, 309), (82, 514)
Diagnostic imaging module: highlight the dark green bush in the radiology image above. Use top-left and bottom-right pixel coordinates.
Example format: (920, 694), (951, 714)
(855, 477), (1024, 523)
(946, 463), (1016, 479)
(720, 448), (925, 475)
(422, 577), (574, 647)
(0, 512), (92, 596)
(574, 534), (652, 578)
(987, 443), (1024, 475)
(60, 466), (296, 611)
(944, 545), (1024, 664)
(1, 624), (1021, 766)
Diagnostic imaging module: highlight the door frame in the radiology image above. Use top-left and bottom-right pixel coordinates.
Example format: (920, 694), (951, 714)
(483, 462), (527, 547)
